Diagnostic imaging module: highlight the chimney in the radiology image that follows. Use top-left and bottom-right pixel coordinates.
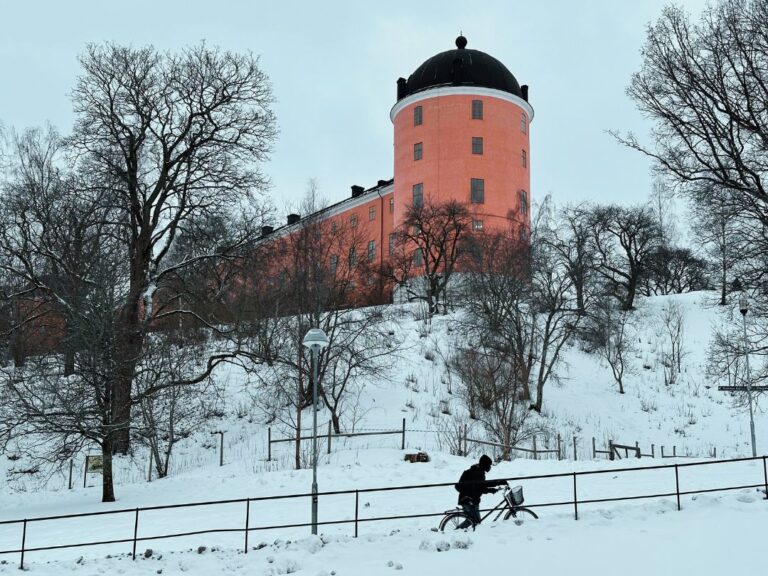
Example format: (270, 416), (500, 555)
(260, 225), (274, 237)
(351, 185), (365, 198)
(287, 213), (300, 225)
(377, 179), (388, 187)
(397, 77), (407, 100)
(521, 85), (529, 102)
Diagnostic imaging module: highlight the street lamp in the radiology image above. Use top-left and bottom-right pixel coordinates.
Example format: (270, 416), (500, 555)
(302, 327), (329, 535)
(739, 294), (757, 457)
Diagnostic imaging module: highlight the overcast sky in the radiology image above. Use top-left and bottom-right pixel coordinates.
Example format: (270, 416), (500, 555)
(0, 0), (709, 219)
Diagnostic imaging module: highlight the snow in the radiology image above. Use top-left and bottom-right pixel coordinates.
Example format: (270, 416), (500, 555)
(1, 291), (767, 574)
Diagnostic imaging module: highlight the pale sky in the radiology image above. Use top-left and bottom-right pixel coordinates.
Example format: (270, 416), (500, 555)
(0, 0), (709, 219)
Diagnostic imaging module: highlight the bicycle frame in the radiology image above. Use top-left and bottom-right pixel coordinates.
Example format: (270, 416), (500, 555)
(479, 488), (517, 522)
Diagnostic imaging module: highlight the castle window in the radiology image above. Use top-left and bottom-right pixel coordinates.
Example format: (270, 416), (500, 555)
(521, 112), (528, 134)
(349, 246), (358, 266)
(472, 99), (483, 120)
(389, 197), (395, 213)
(368, 240), (376, 261)
(472, 219), (484, 231)
(414, 142), (423, 161)
(413, 248), (424, 266)
(412, 183), (423, 208)
(522, 149), (527, 168)
(519, 190), (529, 217)
(389, 233), (396, 256)
(414, 105), (423, 126)
(369, 206), (376, 221)
(472, 137), (483, 155)
(350, 214), (358, 228)
(330, 254), (338, 275)
(470, 178), (485, 204)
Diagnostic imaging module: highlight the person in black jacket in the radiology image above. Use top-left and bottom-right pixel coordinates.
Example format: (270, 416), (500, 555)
(454, 455), (505, 528)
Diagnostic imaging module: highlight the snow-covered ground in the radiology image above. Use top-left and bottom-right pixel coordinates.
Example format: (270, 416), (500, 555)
(1, 291), (767, 574)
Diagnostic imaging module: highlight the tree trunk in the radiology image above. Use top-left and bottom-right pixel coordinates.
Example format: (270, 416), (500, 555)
(101, 437), (116, 502)
(295, 397), (302, 470)
(111, 301), (144, 454)
(331, 411), (341, 435)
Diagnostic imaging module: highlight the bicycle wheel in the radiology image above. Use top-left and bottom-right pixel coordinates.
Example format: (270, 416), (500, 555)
(438, 511), (475, 532)
(503, 507), (538, 525)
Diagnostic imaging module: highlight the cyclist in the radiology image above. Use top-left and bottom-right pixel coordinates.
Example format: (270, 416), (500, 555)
(454, 454), (506, 528)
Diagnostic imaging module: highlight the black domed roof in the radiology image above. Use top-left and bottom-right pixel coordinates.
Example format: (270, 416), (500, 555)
(398, 36), (525, 101)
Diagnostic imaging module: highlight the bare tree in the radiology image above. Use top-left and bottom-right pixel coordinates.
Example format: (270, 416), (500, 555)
(658, 301), (685, 386)
(591, 305), (634, 394)
(384, 199), (471, 316)
(589, 204), (662, 311)
(68, 43), (276, 453)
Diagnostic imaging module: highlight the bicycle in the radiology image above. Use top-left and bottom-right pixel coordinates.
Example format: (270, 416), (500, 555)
(438, 482), (538, 531)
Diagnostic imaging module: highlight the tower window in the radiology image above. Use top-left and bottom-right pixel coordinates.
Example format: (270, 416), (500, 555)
(414, 142), (423, 161)
(472, 99), (483, 120)
(349, 246), (357, 266)
(389, 197), (395, 213)
(412, 183), (424, 208)
(389, 232), (396, 256)
(470, 178), (485, 204)
(414, 105), (423, 126)
(350, 214), (358, 228)
(368, 240), (376, 261)
(472, 219), (484, 231)
(522, 149), (527, 168)
(521, 113), (528, 134)
(413, 248), (424, 266)
(472, 137), (483, 155)
(330, 254), (338, 275)
(519, 190), (529, 217)
(369, 206), (376, 221)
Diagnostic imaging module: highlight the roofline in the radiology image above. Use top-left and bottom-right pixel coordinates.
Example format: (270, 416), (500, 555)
(254, 180), (394, 245)
(390, 85), (534, 123)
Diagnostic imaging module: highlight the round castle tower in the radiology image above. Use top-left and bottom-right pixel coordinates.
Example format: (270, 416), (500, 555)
(390, 35), (533, 237)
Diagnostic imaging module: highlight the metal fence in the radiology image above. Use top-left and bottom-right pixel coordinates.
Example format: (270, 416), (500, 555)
(1, 455), (766, 569)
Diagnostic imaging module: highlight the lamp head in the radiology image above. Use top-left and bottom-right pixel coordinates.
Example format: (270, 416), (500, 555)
(739, 294), (748, 316)
(302, 328), (329, 352)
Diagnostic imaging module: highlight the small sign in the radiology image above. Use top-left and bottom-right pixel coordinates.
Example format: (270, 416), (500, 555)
(85, 455), (103, 474)
(718, 386), (768, 392)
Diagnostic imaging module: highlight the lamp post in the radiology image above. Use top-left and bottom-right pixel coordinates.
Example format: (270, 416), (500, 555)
(739, 295), (757, 457)
(302, 327), (329, 535)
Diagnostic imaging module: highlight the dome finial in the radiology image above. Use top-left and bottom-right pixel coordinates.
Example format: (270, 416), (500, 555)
(456, 34), (467, 49)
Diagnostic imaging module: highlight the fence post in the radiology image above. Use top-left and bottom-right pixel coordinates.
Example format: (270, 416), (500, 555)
(354, 490), (359, 538)
(762, 457), (768, 500)
(148, 451), (153, 483)
(608, 439), (614, 461)
(244, 499), (250, 554)
(83, 457), (88, 488)
(673, 445), (677, 458)
(573, 436), (577, 461)
(532, 436), (538, 460)
(327, 421), (332, 455)
(651, 444), (655, 458)
(401, 418), (406, 450)
(592, 437), (596, 459)
(557, 434), (562, 461)
(220, 432), (225, 467)
(267, 427), (272, 462)
(20, 519), (27, 570)
(674, 465), (681, 511)
(661, 445), (665, 458)
(132, 508), (139, 560)
(572, 473), (578, 520)
(713, 446), (717, 459)
(463, 425), (468, 457)
(68, 460), (73, 490)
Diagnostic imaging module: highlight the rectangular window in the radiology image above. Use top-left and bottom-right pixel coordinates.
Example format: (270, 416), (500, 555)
(521, 112), (528, 134)
(470, 178), (485, 204)
(348, 246), (357, 266)
(472, 220), (484, 231)
(519, 190), (529, 216)
(389, 197), (395, 213)
(350, 214), (358, 228)
(522, 149), (527, 168)
(412, 183), (423, 208)
(368, 239), (376, 261)
(389, 232), (396, 256)
(472, 99), (483, 119)
(472, 136), (483, 155)
(414, 105), (423, 126)
(330, 254), (338, 275)
(413, 248), (424, 266)
(331, 221), (338, 234)
(369, 206), (376, 221)
(414, 142), (423, 161)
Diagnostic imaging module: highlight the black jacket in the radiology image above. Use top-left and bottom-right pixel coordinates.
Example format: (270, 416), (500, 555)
(455, 464), (502, 505)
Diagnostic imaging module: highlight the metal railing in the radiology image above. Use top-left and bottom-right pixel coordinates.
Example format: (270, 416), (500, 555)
(1, 455), (766, 569)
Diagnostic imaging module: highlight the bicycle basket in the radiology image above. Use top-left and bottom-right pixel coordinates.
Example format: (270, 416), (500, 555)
(510, 485), (524, 505)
